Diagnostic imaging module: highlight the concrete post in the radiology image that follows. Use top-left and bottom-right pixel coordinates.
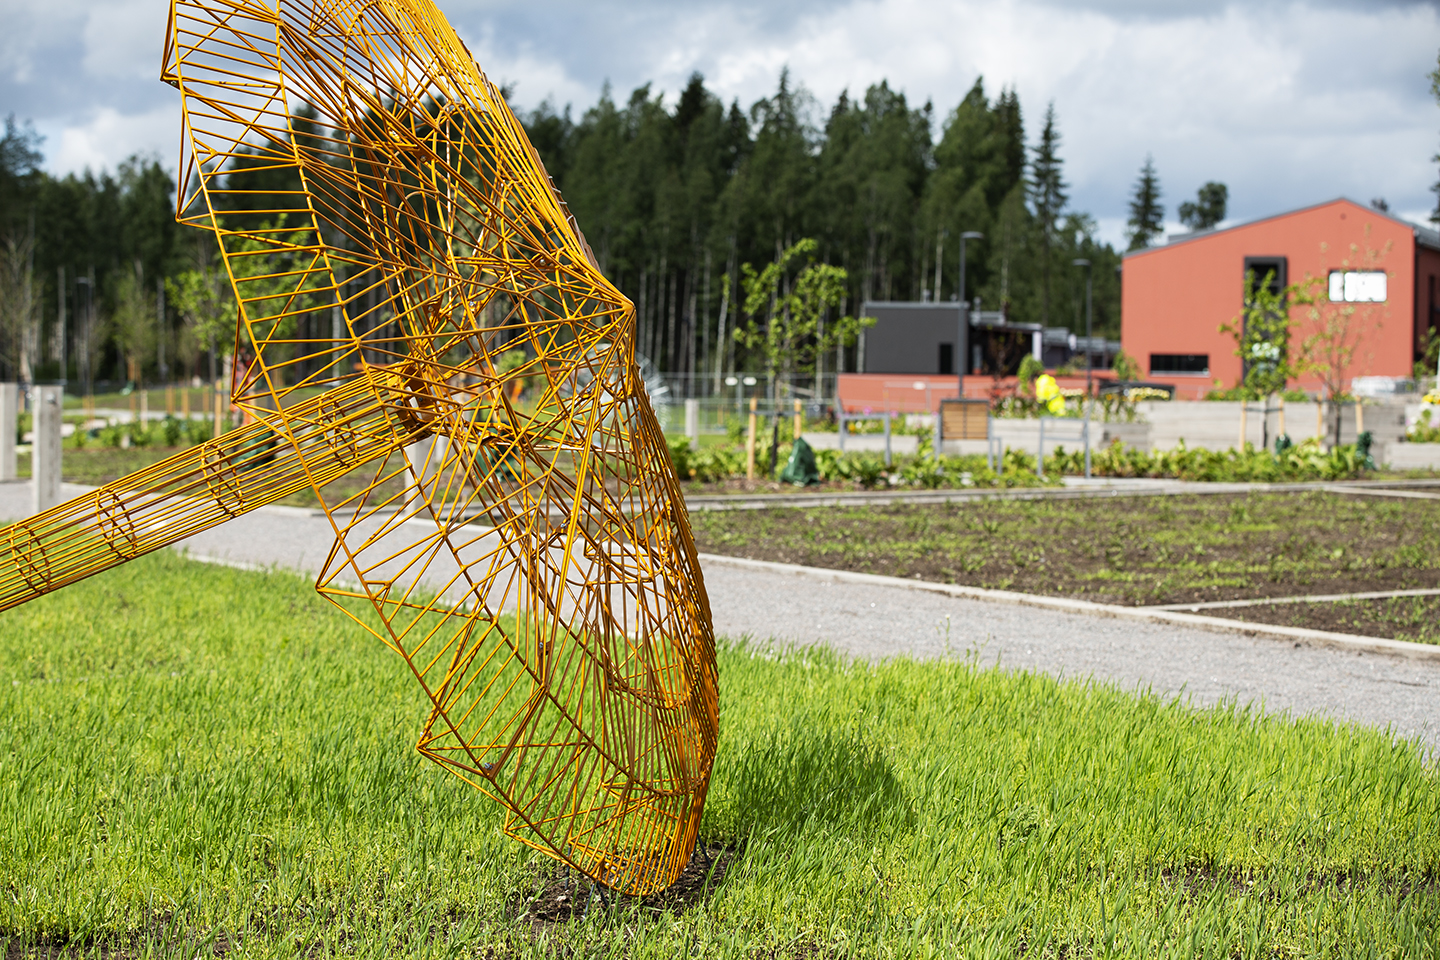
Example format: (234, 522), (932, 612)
(32, 385), (62, 513)
(405, 439), (432, 506)
(684, 397), (699, 450)
(0, 382), (16, 481)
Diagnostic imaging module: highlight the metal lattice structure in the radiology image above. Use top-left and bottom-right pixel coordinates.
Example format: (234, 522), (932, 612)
(0, 0), (717, 897)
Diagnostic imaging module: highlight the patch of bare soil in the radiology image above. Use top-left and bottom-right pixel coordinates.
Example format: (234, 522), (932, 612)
(688, 491), (1440, 635)
(507, 844), (737, 937)
(1208, 595), (1440, 644)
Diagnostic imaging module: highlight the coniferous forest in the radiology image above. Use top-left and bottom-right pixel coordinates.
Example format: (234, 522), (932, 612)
(0, 72), (1123, 394)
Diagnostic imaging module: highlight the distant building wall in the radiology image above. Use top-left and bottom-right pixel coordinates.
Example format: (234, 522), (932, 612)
(1121, 198), (1428, 398)
(860, 302), (965, 375)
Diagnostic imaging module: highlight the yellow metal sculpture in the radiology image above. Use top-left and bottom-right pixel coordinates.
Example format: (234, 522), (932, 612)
(0, 0), (717, 897)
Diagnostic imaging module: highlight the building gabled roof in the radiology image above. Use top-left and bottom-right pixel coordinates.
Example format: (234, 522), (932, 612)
(1123, 197), (1440, 258)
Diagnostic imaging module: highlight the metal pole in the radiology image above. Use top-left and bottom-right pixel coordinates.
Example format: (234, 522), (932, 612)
(1037, 417), (1045, 477)
(958, 232), (983, 403)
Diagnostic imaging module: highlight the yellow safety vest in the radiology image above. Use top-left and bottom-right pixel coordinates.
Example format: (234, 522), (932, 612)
(1034, 374), (1065, 415)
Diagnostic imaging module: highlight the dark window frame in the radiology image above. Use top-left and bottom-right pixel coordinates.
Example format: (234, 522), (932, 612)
(1150, 353), (1209, 376)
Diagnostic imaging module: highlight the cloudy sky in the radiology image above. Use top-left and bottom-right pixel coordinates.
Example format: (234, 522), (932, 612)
(3, 0), (1438, 247)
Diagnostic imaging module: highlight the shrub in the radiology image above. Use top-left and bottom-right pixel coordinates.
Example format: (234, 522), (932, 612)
(1410, 409), (1440, 443)
(1046, 438), (1370, 482)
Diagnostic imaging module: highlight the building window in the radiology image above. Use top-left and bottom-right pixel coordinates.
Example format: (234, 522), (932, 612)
(1150, 353), (1209, 376)
(938, 342), (954, 375)
(1328, 270), (1386, 303)
(1243, 256), (1287, 296)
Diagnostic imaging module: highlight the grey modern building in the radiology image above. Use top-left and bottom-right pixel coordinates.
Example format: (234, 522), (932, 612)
(860, 300), (1121, 376)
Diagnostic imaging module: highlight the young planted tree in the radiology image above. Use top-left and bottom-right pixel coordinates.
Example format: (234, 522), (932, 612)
(1292, 233), (1394, 443)
(1126, 156), (1164, 251)
(1179, 181), (1227, 231)
(732, 238), (871, 396)
(1219, 268), (1293, 398)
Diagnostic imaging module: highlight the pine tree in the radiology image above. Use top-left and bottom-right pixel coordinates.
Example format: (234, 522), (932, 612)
(1178, 181), (1227, 231)
(1029, 102), (1067, 325)
(1126, 156), (1164, 251)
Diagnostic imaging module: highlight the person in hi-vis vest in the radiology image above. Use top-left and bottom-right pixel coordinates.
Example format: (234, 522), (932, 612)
(1034, 372), (1066, 416)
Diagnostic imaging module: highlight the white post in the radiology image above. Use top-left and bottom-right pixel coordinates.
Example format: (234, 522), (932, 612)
(405, 440), (431, 507)
(0, 382), (16, 481)
(684, 397), (700, 450)
(32, 385), (62, 513)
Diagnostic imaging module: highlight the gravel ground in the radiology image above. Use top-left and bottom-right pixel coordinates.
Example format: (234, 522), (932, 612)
(3, 479), (1437, 754)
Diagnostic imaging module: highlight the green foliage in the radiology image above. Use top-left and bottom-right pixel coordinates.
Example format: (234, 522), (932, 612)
(1047, 438), (1372, 482)
(166, 263), (233, 362)
(1178, 181), (1227, 231)
(1112, 348), (1142, 382)
(1218, 268), (1293, 395)
(1414, 326), (1440, 386)
(1126, 155), (1164, 250)
(2, 554), (1438, 954)
(1411, 408), (1440, 443)
(89, 415), (211, 449)
(732, 238), (869, 384)
(1016, 354), (1044, 387)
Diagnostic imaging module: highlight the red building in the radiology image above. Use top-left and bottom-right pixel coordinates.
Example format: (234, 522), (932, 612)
(1121, 198), (1440, 398)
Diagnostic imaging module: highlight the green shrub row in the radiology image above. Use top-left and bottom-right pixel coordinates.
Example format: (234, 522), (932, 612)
(73, 416), (216, 450)
(1045, 437), (1370, 482)
(668, 435), (1374, 488)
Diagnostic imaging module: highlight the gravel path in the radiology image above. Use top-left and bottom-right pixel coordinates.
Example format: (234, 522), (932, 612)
(4, 479), (1437, 753)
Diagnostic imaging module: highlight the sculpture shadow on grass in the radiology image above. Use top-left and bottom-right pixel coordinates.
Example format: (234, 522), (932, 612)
(721, 721), (916, 837)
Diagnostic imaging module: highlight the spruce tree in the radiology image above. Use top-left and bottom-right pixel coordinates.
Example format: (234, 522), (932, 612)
(1029, 102), (1067, 325)
(1126, 156), (1164, 251)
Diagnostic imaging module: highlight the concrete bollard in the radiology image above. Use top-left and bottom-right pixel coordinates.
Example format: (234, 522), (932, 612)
(32, 385), (62, 513)
(0, 382), (16, 481)
(684, 397), (699, 450)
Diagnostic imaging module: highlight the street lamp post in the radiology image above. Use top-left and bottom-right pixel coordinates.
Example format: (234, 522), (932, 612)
(1072, 258), (1094, 478)
(957, 232), (983, 402)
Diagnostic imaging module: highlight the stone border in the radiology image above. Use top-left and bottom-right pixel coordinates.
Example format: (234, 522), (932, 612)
(697, 552), (1440, 663)
(682, 477), (1440, 512)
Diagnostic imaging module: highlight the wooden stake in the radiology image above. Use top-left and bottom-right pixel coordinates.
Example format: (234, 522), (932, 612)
(165, 384), (174, 418)
(746, 396), (757, 480)
(1316, 400), (1324, 444)
(793, 399), (802, 442)
(182, 387), (190, 419)
(1277, 397), (1285, 438)
(1355, 401), (1364, 435)
(1238, 401), (1247, 450)
(214, 379), (224, 439)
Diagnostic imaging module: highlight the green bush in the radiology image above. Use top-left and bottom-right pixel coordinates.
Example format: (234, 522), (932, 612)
(1410, 409), (1440, 443)
(1045, 438), (1370, 482)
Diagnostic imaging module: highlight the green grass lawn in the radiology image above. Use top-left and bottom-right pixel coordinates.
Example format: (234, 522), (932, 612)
(1, 554), (1438, 957)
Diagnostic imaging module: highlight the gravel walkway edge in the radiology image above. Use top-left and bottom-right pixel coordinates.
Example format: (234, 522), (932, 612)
(696, 553), (1440, 663)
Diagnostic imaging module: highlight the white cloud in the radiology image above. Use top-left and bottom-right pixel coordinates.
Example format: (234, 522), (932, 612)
(8, 0), (1438, 233)
(48, 104), (176, 176)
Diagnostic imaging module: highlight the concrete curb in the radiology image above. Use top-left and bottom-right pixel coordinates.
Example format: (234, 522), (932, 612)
(696, 552), (1440, 663)
(683, 478), (1440, 512)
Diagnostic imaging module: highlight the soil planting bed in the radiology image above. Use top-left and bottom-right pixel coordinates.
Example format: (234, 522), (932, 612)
(689, 490), (1440, 640)
(1209, 595), (1440, 644)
